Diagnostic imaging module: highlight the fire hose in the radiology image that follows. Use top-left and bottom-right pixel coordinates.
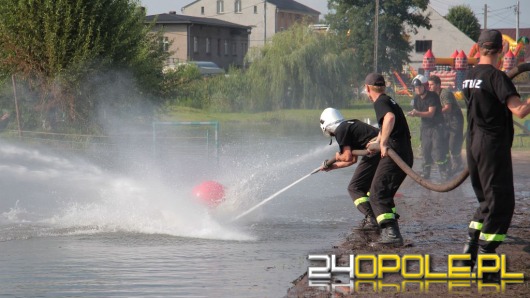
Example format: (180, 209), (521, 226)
(319, 62), (530, 192)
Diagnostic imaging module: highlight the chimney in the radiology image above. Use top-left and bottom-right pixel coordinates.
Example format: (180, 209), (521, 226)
(169, 11), (177, 14)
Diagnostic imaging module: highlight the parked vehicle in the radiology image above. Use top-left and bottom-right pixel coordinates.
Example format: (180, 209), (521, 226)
(189, 61), (225, 76)
(163, 61), (225, 77)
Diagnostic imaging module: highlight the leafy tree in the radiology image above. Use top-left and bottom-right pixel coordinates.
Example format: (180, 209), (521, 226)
(0, 0), (168, 130)
(240, 23), (357, 110)
(187, 23), (357, 112)
(160, 64), (203, 106)
(326, 0), (431, 73)
(445, 5), (481, 42)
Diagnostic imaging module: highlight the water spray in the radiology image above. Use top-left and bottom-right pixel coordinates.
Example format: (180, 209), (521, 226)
(231, 158), (337, 222)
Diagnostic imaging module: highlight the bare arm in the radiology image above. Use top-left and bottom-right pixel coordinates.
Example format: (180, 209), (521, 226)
(441, 103), (451, 114)
(323, 145), (357, 171)
(507, 95), (530, 119)
(409, 106), (436, 118)
(380, 112), (395, 158)
(413, 106), (436, 118)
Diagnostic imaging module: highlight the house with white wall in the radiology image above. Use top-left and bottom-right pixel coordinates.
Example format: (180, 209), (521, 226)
(181, 0), (320, 48)
(407, 5), (476, 71)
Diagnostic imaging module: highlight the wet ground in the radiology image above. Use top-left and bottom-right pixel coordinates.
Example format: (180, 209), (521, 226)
(287, 151), (530, 297)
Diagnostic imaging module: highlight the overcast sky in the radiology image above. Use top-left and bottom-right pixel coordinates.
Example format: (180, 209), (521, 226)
(139, 0), (530, 29)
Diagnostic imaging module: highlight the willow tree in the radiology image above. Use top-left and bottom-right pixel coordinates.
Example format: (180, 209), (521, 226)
(0, 0), (168, 130)
(243, 23), (357, 111)
(327, 0), (431, 73)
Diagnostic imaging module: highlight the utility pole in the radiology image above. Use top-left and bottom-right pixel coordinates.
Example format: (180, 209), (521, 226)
(515, 0), (520, 42)
(484, 4), (487, 29)
(374, 0), (379, 73)
(264, 1), (267, 45)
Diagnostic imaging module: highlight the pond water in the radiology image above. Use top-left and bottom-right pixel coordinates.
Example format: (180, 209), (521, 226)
(0, 125), (364, 297)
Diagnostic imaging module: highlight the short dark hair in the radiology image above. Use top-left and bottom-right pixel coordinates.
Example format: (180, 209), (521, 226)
(428, 75), (441, 85)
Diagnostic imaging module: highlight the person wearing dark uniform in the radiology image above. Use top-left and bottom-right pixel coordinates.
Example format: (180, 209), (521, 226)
(364, 73), (414, 246)
(408, 74), (450, 180)
(319, 108), (380, 230)
(428, 75), (464, 174)
(460, 29), (530, 280)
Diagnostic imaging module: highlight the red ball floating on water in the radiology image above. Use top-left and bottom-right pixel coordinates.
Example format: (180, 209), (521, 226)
(193, 180), (225, 207)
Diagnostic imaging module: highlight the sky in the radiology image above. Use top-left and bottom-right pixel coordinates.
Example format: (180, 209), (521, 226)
(139, 0), (530, 29)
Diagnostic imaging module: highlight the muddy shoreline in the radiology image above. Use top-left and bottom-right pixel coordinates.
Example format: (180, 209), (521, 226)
(287, 151), (530, 297)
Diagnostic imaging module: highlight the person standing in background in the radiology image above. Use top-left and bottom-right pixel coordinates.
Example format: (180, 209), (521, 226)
(408, 74), (450, 180)
(428, 75), (464, 174)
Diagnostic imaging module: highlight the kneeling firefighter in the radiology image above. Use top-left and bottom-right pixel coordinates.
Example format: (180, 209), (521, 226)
(319, 108), (380, 231)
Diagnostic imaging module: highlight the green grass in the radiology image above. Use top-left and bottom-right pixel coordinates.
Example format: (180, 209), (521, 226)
(160, 103), (388, 123)
(158, 104), (530, 150)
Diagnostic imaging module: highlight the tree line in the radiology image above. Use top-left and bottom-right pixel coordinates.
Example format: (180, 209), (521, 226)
(1, 0), (485, 132)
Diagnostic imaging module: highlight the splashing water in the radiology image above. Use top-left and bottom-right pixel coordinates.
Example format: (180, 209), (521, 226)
(214, 142), (335, 222)
(0, 142), (251, 241)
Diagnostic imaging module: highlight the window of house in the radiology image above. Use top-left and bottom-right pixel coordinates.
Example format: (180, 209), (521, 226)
(217, 0), (224, 13)
(206, 38), (210, 54)
(217, 39), (221, 56)
(160, 36), (169, 52)
(201, 7), (204, 15)
(254, 5), (257, 14)
(232, 42), (237, 56)
(224, 40), (229, 55)
(415, 40), (432, 53)
(235, 0), (242, 13)
(193, 37), (198, 53)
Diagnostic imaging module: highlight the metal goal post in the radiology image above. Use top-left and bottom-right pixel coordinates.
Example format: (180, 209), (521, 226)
(152, 121), (219, 162)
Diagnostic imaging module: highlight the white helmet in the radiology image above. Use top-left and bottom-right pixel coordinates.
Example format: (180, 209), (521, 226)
(412, 74), (428, 87)
(320, 108), (344, 137)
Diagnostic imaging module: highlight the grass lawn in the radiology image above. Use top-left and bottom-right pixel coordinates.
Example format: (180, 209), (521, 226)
(159, 103), (530, 150)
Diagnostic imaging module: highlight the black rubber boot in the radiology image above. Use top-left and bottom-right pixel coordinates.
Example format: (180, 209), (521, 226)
(438, 163), (450, 181)
(355, 214), (379, 232)
(422, 164), (431, 179)
(478, 247), (500, 283)
(374, 220), (403, 247)
(451, 155), (463, 173)
(354, 202), (379, 232)
(454, 236), (479, 270)
(355, 203), (381, 232)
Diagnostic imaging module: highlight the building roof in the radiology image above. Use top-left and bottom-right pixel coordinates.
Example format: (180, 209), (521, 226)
(486, 28), (530, 61)
(182, 0), (320, 16)
(145, 13), (251, 30)
(267, 0), (319, 15)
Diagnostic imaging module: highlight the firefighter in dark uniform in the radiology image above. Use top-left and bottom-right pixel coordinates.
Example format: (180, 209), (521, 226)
(319, 108), (380, 230)
(460, 29), (530, 280)
(364, 73), (414, 246)
(408, 74), (450, 180)
(428, 75), (464, 174)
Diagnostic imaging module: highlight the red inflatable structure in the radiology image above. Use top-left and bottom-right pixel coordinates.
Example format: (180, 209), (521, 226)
(193, 180), (225, 207)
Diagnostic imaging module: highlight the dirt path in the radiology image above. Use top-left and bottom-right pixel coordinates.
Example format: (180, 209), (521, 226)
(287, 151), (530, 297)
